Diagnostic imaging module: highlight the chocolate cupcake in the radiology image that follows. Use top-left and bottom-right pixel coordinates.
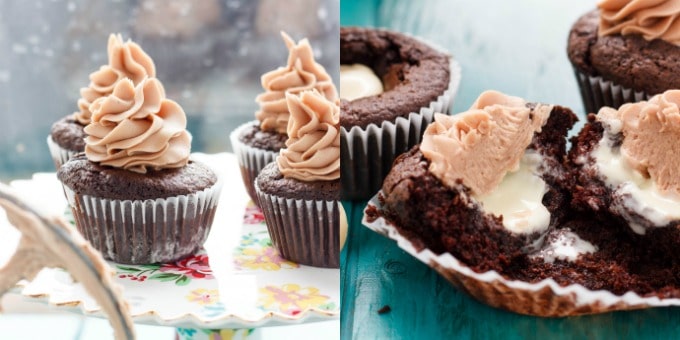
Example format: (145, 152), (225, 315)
(569, 90), (680, 235)
(376, 91), (577, 271)
(230, 32), (338, 205)
(368, 91), (680, 316)
(48, 33), (155, 169)
(340, 27), (461, 200)
(58, 77), (221, 264)
(255, 90), (340, 268)
(567, 1), (680, 114)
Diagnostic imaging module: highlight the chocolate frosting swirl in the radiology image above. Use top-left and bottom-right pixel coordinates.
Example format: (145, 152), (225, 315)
(599, 0), (680, 45)
(73, 34), (156, 125)
(84, 77), (191, 173)
(255, 32), (338, 134)
(420, 91), (552, 195)
(277, 90), (340, 181)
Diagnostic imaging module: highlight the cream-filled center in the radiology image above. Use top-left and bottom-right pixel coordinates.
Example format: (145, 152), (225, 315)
(530, 229), (597, 263)
(340, 64), (383, 101)
(473, 151), (551, 235)
(594, 135), (680, 233)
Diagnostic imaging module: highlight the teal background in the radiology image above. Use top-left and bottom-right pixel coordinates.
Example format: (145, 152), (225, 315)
(340, 0), (680, 339)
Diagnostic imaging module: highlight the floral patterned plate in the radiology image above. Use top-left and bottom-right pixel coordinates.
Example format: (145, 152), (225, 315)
(0, 153), (339, 329)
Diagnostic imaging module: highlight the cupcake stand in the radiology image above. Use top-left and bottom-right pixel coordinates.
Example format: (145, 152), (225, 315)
(0, 153), (339, 340)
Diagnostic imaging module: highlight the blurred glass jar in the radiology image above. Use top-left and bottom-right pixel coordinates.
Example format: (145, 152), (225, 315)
(0, 0), (339, 180)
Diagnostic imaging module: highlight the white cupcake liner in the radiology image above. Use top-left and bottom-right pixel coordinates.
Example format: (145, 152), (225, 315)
(363, 195), (680, 316)
(255, 179), (340, 268)
(62, 180), (223, 265)
(46, 135), (80, 170)
(574, 69), (650, 115)
(230, 121), (280, 206)
(340, 58), (461, 200)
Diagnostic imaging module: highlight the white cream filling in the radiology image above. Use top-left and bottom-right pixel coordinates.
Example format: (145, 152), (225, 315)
(473, 151), (551, 235)
(593, 132), (680, 233)
(530, 229), (597, 263)
(340, 64), (384, 101)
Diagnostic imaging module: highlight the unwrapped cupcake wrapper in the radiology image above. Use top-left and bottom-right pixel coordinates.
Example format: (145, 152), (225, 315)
(363, 195), (680, 316)
(230, 121), (279, 206)
(573, 69), (650, 115)
(341, 59), (462, 201)
(46, 135), (79, 170)
(62, 181), (223, 265)
(255, 182), (340, 268)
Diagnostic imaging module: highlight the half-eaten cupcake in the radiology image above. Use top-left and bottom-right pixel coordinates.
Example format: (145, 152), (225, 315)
(376, 90), (577, 272)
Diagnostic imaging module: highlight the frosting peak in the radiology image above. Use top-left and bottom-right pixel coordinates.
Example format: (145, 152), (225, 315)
(598, 0), (680, 45)
(597, 89), (680, 196)
(84, 77), (191, 173)
(420, 90), (552, 195)
(73, 34), (156, 125)
(277, 90), (340, 181)
(255, 32), (338, 134)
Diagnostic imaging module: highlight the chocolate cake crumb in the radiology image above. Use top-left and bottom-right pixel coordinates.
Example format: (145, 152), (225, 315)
(377, 305), (392, 314)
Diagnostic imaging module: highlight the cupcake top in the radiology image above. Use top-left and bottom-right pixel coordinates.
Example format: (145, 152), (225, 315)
(340, 27), (451, 129)
(255, 32), (338, 135)
(420, 91), (552, 195)
(599, 0), (680, 44)
(419, 91), (554, 235)
(576, 89), (680, 233)
(84, 77), (191, 174)
(74, 34), (156, 125)
(276, 90), (340, 182)
(597, 90), (680, 196)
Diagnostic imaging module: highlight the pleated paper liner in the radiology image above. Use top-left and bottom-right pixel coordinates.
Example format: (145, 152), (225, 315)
(230, 120), (280, 206)
(255, 179), (340, 268)
(573, 69), (650, 115)
(46, 135), (80, 170)
(62, 179), (223, 265)
(341, 58), (461, 201)
(363, 195), (680, 317)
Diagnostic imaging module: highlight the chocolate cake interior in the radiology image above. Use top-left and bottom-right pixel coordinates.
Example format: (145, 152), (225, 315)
(373, 105), (680, 298)
(376, 105), (577, 273)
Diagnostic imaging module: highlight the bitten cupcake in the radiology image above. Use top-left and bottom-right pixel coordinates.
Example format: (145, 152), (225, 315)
(57, 77), (221, 265)
(375, 91), (577, 269)
(340, 27), (461, 200)
(48, 33), (155, 169)
(567, 0), (680, 114)
(230, 32), (338, 205)
(255, 90), (340, 268)
(570, 89), (680, 235)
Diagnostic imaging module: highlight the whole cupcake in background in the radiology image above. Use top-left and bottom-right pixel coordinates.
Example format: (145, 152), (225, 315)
(48, 33), (155, 169)
(230, 32), (338, 206)
(340, 27), (461, 200)
(568, 0), (680, 114)
(57, 77), (222, 265)
(255, 89), (340, 268)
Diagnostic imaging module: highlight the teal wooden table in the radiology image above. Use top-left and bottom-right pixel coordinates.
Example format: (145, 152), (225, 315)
(340, 201), (680, 339)
(341, 1), (680, 338)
